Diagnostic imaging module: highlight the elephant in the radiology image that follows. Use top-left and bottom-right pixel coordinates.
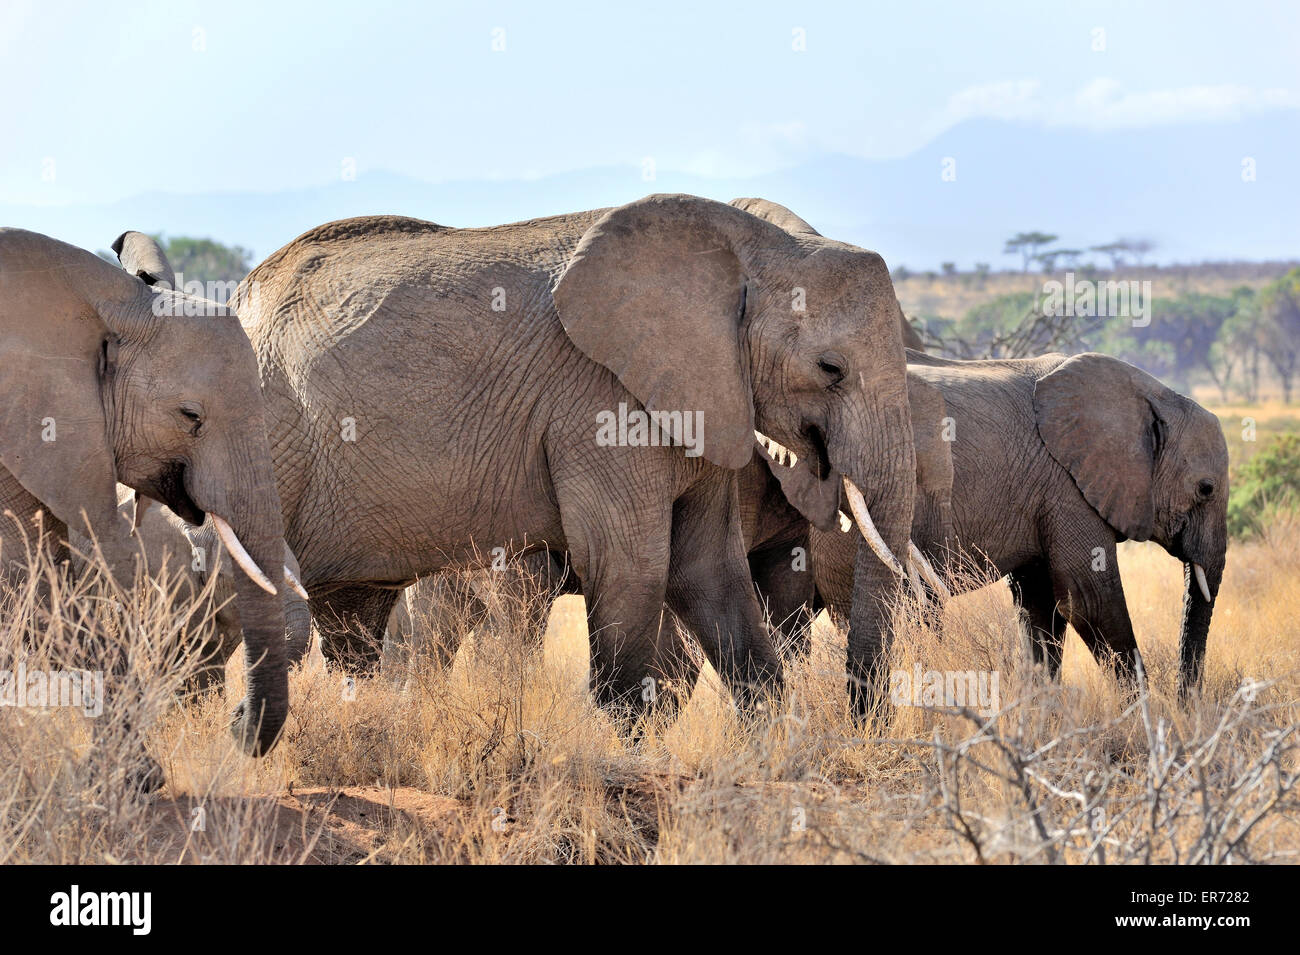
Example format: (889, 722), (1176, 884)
(0, 228), (294, 779)
(121, 193), (922, 719)
(806, 351), (1230, 698)
(73, 489), (313, 695)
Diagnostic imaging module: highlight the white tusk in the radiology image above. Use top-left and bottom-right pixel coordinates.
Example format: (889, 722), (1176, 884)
(284, 564), (309, 600)
(838, 511), (852, 533)
(787, 450), (797, 467)
(841, 477), (907, 580)
(906, 560), (925, 602)
(1193, 563), (1212, 603)
(210, 514), (277, 596)
(909, 542), (951, 600)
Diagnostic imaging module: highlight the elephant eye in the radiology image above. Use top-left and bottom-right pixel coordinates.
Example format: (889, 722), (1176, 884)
(179, 407), (203, 434)
(1198, 479), (1216, 499)
(817, 357), (845, 385)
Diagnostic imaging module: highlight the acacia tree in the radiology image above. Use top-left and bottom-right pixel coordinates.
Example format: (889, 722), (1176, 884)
(1257, 269), (1300, 403)
(1003, 232), (1058, 273)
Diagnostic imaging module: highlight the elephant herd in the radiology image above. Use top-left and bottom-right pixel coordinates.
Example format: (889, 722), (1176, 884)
(0, 194), (1230, 792)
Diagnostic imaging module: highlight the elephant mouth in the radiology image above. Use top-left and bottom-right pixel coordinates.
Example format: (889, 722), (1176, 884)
(143, 461), (205, 527)
(801, 422), (831, 481)
(753, 422), (832, 483)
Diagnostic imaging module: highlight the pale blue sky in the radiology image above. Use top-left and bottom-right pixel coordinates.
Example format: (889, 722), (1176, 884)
(4, 0), (1298, 205)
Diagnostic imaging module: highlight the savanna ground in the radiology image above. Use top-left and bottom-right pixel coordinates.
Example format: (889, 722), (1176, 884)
(2, 404), (1298, 865)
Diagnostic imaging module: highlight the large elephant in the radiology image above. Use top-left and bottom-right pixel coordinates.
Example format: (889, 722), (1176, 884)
(122, 194), (920, 717)
(0, 228), (293, 769)
(809, 351), (1230, 697)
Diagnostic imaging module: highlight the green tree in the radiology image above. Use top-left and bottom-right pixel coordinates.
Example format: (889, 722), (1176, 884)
(1228, 434), (1300, 538)
(95, 235), (253, 303)
(1256, 268), (1300, 403)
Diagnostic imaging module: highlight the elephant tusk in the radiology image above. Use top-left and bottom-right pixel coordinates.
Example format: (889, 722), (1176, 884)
(908, 542), (951, 600)
(905, 560), (925, 603)
(1193, 563), (1212, 603)
(284, 564), (309, 600)
(841, 477), (907, 581)
(838, 510), (852, 533)
(210, 514), (277, 596)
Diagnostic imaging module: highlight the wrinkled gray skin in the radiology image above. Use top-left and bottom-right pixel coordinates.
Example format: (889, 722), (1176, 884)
(383, 370), (951, 696)
(809, 351), (1230, 697)
(80, 491), (312, 694)
(0, 229), (291, 785)
(191, 193), (915, 717)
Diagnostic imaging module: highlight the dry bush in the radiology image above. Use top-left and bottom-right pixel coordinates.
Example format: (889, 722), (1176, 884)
(1, 517), (1297, 864)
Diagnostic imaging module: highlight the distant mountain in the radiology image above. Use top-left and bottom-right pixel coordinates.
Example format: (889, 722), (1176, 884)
(3, 117), (1296, 270)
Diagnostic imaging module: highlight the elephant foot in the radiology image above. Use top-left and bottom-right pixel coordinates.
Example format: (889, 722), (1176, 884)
(230, 697), (286, 757)
(127, 752), (166, 795)
(847, 674), (892, 729)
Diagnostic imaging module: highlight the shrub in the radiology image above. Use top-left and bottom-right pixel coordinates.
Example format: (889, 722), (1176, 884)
(1228, 433), (1300, 539)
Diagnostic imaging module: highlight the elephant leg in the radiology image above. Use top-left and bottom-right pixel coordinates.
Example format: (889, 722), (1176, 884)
(184, 619), (242, 696)
(747, 535), (816, 660)
(554, 474), (681, 718)
(1046, 534), (1143, 688)
(664, 471), (783, 713)
(311, 585), (402, 675)
(390, 573), (485, 673)
(1009, 561), (1066, 679)
(473, 549), (570, 654)
(0, 467), (68, 595)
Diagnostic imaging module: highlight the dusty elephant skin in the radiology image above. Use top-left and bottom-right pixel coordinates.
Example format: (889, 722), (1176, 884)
(210, 193), (915, 717)
(0, 228), (292, 785)
(810, 351), (1230, 698)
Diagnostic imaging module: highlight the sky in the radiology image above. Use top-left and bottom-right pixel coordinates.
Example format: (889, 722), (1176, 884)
(2, 0), (1298, 255)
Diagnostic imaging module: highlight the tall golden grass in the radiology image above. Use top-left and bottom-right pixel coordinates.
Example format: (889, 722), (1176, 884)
(2, 504), (1297, 864)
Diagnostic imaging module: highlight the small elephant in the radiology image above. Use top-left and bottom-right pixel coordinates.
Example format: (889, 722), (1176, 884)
(809, 351), (1229, 697)
(381, 551), (576, 675)
(1, 228), (294, 776)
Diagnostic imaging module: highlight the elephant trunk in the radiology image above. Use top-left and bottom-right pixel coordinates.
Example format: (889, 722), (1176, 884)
(841, 401), (917, 722)
(193, 436), (290, 756)
(1176, 509), (1226, 701)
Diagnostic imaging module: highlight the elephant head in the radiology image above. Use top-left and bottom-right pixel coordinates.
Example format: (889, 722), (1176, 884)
(0, 227), (290, 755)
(1033, 353), (1229, 696)
(552, 194), (916, 586)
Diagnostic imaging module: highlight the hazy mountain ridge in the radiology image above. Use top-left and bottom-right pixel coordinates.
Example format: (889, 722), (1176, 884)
(4, 117), (1296, 269)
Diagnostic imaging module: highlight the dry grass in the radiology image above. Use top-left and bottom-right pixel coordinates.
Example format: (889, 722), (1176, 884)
(2, 504), (1298, 864)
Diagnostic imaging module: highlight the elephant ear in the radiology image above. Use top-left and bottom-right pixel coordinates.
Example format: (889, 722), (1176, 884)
(1033, 353), (1163, 541)
(0, 230), (141, 554)
(112, 231), (176, 290)
(728, 197), (822, 237)
(554, 195), (790, 470)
